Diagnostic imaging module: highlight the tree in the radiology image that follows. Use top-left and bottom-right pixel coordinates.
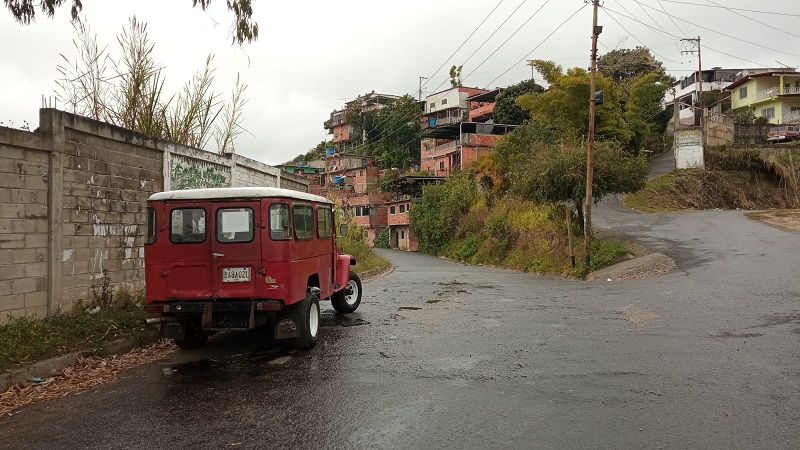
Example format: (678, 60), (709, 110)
(518, 61), (632, 146)
(493, 121), (648, 228)
(449, 65), (463, 88)
(492, 79), (544, 125)
(624, 72), (671, 154)
(332, 94), (421, 170)
(5, 0), (258, 44)
(597, 47), (665, 83)
(371, 95), (422, 169)
(409, 174), (477, 254)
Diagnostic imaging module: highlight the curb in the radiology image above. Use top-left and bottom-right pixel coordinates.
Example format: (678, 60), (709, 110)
(0, 330), (160, 393)
(358, 265), (393, 281)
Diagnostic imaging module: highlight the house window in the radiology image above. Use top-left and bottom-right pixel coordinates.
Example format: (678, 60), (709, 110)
(761, 107), (775, 119)
(355, 206), (371, 216)
(360, 170), (364, 176)
(401, 231), (405, 239)
(739, 87), (748, 99)
(429, 101), (435, 110)
(439, 161), (445, 170)
(390, 206), (396, 215)
(399, 204), (405, 213)
(791, 107), (800, 113)
(442, 99), (447, 105)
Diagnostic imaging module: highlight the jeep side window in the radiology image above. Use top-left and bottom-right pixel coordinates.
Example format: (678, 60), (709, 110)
(145, 207), (157, 245)
(317, 206), (333, 239)
(170, 208), (206, 243)
(270, 203), (292, 240)
(293, 204), (315, 240)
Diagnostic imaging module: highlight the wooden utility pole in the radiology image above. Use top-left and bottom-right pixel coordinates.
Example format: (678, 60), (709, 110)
(584, 0), (601, 268)
(419, 76), (427, 102)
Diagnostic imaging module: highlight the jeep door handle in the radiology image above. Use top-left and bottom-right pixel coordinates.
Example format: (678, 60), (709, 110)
(212, 253), (225, 258)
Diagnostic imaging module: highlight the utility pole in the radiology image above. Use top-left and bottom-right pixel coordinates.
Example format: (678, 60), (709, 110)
(527, 60), (536, 81)
(673, 88), (680, 170)
(584, 0), (601, 269)
(680, 37), (702, 108)
(419, 76), (427, 102)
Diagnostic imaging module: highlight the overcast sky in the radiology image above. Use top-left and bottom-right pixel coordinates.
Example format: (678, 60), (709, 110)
(1, 0), (797, 165)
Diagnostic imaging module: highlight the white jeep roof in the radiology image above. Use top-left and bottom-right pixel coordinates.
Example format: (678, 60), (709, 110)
(148, 187), (332, 204)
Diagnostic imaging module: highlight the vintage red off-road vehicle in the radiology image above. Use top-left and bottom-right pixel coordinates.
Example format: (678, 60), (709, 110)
(143, 187), (362, 349)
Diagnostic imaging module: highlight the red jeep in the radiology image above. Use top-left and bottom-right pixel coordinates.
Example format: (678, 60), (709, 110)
(144, 187), (362, 349)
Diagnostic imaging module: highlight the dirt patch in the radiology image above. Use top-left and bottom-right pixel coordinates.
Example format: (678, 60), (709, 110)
(747, 210), (800, 232)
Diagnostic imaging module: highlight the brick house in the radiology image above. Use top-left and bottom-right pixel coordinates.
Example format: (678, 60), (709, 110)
(420, 122), (515, 176)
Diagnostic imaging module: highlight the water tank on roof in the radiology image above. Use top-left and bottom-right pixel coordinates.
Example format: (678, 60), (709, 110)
(326, 147), (334, 156)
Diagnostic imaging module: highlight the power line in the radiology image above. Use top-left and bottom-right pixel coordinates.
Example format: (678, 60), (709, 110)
(602, 8), (681, 64)
(658, 0), (800, 17)
(427, 0), (530, 94)
(703, 0), (800, 39)
(483, 3), (588, 89)
(608, 0), (673, 41)
(631, 0), (800, 59)
(604, 7), (772, 67)
(420, 0), (507, 93)
(461, 0), (554, 85)
(656, 0), (686, 35)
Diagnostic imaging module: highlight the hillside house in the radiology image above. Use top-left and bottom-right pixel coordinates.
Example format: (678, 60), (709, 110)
(726, 69), (800, 124)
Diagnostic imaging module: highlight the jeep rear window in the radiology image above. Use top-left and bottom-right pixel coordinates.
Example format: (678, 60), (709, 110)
(216, 207), (254, 243)
(170, 208), (206, 244)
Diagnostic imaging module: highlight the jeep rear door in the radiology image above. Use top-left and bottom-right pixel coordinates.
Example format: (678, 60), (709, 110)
(211, 202), (263, 298)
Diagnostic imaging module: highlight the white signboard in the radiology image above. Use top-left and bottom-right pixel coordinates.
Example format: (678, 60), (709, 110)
(675, 128), (704, 169)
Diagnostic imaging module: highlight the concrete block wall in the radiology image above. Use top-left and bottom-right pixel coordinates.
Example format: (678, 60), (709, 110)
(0, 127), (52, 323)
(0, 109), (309, 322)
(58, 115), (164, 312)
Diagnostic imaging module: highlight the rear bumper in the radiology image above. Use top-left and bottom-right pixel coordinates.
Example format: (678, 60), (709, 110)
(146, 300), (283, 314)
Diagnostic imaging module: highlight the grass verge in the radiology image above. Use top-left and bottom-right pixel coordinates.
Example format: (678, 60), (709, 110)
(0, 298), (150, 373)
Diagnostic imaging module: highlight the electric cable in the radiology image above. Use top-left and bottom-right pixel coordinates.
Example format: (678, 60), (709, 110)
(426, 0), (530, 95)
(460, 0), (554, 86)
(631, 0), (800, 59)
(482, 2), (587, 89)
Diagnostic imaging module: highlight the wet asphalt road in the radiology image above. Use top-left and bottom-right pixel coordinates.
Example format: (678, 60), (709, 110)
(1, 199), (799, 449)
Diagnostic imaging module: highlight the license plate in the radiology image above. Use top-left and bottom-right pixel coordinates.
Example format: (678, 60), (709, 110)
(222, 267), (251, 282)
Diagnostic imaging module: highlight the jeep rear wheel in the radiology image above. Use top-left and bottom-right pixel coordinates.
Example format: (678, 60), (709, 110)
(293, 292), (320, 349)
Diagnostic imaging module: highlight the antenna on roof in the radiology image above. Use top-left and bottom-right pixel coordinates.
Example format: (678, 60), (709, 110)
(775, 60), (791, 68)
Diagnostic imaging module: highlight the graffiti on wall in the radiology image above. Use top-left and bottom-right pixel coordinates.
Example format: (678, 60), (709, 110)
(170, 156), (229, 190)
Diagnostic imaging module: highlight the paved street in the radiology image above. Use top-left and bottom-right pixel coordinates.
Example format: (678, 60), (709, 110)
(1, 199), (799, 449)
